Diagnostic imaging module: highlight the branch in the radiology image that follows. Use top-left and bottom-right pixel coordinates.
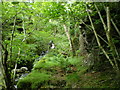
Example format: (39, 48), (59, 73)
(111, 19), (120, 37)
(10, 15), (17, 60)
(94, 4), (107, 31)
(85, 4), (116, 70)
(80, 20), (108, 45)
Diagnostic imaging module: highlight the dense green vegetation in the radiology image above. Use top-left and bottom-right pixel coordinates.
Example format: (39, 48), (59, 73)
(1, 1), (120, 89)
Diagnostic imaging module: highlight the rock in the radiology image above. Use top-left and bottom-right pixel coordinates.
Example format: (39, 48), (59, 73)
(12, 67), (28, 74)
(20, 67), (28, 72)
(19, 73), (29, 80)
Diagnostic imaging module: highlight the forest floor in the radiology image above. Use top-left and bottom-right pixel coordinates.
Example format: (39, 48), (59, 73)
(17, 57), (118, 89)
(76, 70), (116, 88)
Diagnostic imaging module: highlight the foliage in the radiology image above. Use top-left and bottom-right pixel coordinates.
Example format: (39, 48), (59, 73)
(17, 71), (51, 89)
(17, 51), (88, 88)
(2, 1), (120, 89)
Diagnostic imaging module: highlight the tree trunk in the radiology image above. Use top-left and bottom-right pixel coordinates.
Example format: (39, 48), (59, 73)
(78, 32), (87, 56)
(86, 4), (116, 71)
(10, 15), (16, 61)
(63, 24), (75, 56)
(22, 15), (26, 42)
(0, 24), (5, 89)
(106, 7), (119, 72)
(2, 45), (13, 90)
(94, 4), (119, 73)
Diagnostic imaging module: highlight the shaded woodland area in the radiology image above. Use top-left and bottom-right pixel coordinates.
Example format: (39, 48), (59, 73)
(0, 1), (120, 89)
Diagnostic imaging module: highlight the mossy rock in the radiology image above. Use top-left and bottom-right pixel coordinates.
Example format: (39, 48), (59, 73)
(17, 71), (51, 89)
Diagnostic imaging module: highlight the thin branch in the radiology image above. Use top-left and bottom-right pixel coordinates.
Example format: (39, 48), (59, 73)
(2, 12), (21, 26)
(106, 7), (119, 71)
(63, 24), (75, 56)
(85, 4), (116, 70)
(94, 4), (107, 31)
(80, 20), (108, 45)
(22, 15), (26, 42)
(102, 4), (120, 37)
(111, 19), (120, 37)
(94, 4), (119, 72)
(13, 48), (20, 85)
(103, 5), (120, 62)
(10, 15), (17, 60)
(97, 34), (108, 45)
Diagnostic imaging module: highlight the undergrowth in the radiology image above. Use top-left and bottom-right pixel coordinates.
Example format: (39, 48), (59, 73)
(17, 53), (88, 89)
(17, 51), (119, 89)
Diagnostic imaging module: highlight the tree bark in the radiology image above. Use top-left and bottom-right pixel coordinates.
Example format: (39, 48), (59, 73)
(2, 44), (13, 90)
(63, 24), (75, 56)
(106, 7), (119, 72)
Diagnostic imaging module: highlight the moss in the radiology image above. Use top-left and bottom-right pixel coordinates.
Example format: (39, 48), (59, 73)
(17, 71), (51, 89)
(33, 59), (60, 70)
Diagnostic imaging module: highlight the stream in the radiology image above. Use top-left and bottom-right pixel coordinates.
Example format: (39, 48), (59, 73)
(14, 41), (55, 89)
(14, 51), (48, 89)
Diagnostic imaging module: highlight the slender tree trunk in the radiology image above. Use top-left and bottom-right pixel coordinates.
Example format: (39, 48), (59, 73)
(111, 19), (120, 37)
(86, 4), (116, 71)
(63, 24), (75, 56)
(106, 7), (119, 72)
(95, 4), (119, 61)
(22, 15), (26, 42)
(102, 4), (120, 37)
(0, 23), (5, 89)
(81, 19), (108, 44)
(2, 45), (13, 90)
(94, 4), (119, 73)
(2, 14), (17, 90)
(13, 48), (20, 85)
(94, 4), (107, 31)
(78, 32), (87, 56)
(10, 15), (16, 61)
